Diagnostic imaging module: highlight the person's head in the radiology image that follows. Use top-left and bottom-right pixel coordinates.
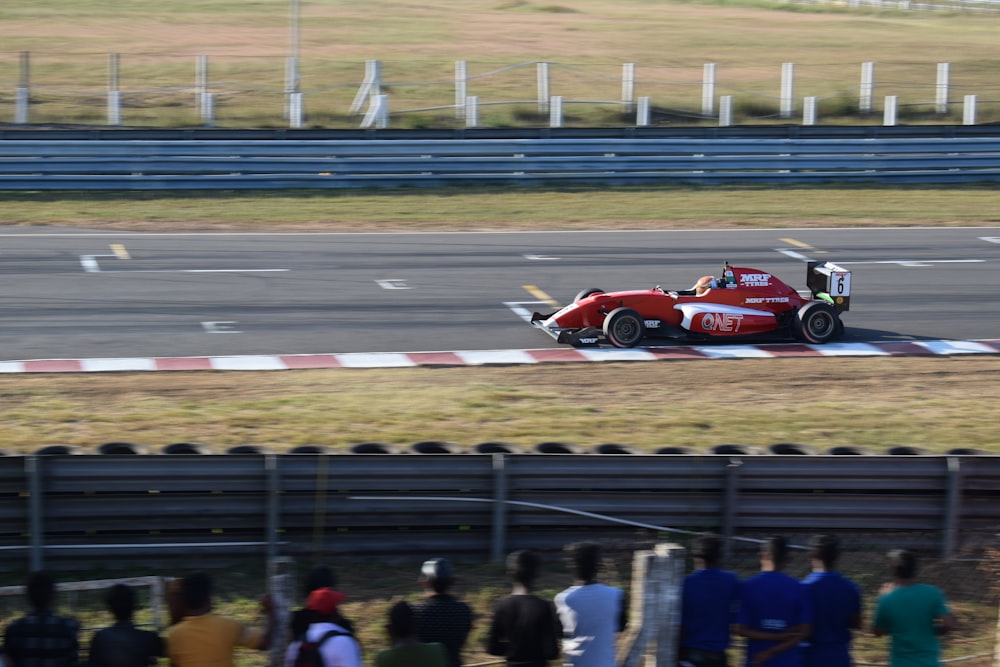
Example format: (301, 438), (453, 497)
(693, 532), (724, 568)
(507, 550), (542, 589)
(180, 572), (213, 614)
(760, 536), (789, 571)
(567, 542), (600, 582)
(695, 276), (716, 296)
(386, 600), (417, 642)
(888, 548), (918, 580)
(26, 571), (56, 612)
(419, 557), (454, 595)
(106, 583), (136, 622)
(305, 586), (347, 620)
(303, 565), (337, 598)
(809, 534), (840, 570)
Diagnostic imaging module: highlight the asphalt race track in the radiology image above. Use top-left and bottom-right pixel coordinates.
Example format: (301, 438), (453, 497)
(1, 226), (998, 362)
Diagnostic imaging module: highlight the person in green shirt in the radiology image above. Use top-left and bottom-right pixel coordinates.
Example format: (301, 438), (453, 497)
(375, 601), (447, 667)
(871, 549), (956, 667)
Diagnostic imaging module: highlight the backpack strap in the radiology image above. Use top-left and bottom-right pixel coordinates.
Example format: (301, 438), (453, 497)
(315, 629), (350, 647)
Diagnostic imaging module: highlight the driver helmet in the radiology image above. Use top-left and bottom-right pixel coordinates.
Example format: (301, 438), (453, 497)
(695, 276), (717, 296)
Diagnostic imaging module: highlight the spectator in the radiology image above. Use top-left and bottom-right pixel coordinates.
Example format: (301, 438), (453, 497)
(375, 600), (448, 667)
(553, 542), (625, 667)
(284, 587), (362, 667)
(800, 535), (861, 667)
(680, 533), (741, 667)
(291, 566), (339, 642)
(165, 571), (274, 667)
(737, 537), (811, 667)
(412, 558), (473, 667)
(486, 550), (562, 667)
(87, 583), (164, 667)
(2, 570), (80, 667)
(872, 549), (956, 667)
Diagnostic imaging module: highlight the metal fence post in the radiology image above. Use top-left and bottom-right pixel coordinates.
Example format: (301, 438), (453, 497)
(936, 62), (950, 115)
(107, 53), (121, 126)
(465, 95), (479, 128)
(289, 92), (304, 129)
(803, 96), (817, 126)
(702, 63), (716, 117)
(963, 94), (976, 126)
(637, 96), (651, 127)
(719, 95), (733, 127)
(722, 458), (742, 563)
(883, 95), (898, 126)
(622, 62), (636, 115)
(654, 543), (685, 667)
(455, 60), (467, 120)
(196, 55), (209, 115)
(26, 455), (43, 571)
(619, 549), (657, 667)
(15, 51), (30, 124)
(490, 454), (507, 562)
(537, 62), (550, 114)
(942, 456), (962, 558)
(860, 61), (875, 114)
(550, 95), (563, 128)
(780, 62), (795, 119)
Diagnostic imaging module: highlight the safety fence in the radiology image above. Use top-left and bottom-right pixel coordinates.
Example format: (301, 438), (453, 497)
(1, 135), (1000, 189)
(4, 53), (1000, 129)
(3, 453), (998, 570)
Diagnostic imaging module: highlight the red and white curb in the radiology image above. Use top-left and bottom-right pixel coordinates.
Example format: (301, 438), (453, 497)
(0, 339), (998, 373)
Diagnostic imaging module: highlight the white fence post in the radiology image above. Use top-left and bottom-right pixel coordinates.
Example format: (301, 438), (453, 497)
(963, 94), (977, 126)
(284, 56), (299, 120)
(549, 95), (563, 128)
(780, 62), (795, 119)
(803, 96), (817, 126)
(15, 51), (29, 124)
(883, 95), (898, 126)
(622, 62), (636, 114)
(719, 95), (733, 127)
(196, 55), (209, 117)
(637, 96), (651, 127)
(860, 61), (875, 114)
(107, 53), (121, 126)
(361, 94), (389, 129)
(537, 62), (550, 114)
(702, 63), (716, 117)
(465, 95), (478, 128)
(350, 59), (381, 115)
(617, 543), (685, 667)
(201, 92), (214, 127)
(289, 92), (304, 129)
(455, 60), (467, 119)
(936, 62), (950, 114)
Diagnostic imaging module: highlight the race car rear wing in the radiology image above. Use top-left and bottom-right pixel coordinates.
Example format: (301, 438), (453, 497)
(807, 261), (851, 312)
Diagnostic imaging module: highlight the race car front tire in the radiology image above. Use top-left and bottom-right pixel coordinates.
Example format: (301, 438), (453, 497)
(604, 307), (646, 348)
(793, 301), (842, 344)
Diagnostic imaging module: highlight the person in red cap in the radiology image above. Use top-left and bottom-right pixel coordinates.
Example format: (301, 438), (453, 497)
(283, 587), (362, 667)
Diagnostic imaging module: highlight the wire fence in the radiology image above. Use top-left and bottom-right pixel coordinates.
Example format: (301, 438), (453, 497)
(3, 52), (1000, 129)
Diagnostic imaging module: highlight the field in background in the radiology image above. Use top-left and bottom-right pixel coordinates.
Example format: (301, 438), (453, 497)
(1, 0), (999, 126)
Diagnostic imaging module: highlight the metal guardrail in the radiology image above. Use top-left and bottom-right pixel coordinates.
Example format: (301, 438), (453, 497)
(1, 130), (999, 189)
(2, 454), (997, 568)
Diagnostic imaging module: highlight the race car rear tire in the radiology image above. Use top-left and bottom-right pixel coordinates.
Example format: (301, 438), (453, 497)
(603, 307), (646, 348)
(574, 288), (605, 303)
(793, 301), (842, 344)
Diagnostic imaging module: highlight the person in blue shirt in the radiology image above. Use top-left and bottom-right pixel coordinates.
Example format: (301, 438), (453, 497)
(800, 535), (861, 667)
(737, 537), (811, 667)
(680, 533), (741, 667)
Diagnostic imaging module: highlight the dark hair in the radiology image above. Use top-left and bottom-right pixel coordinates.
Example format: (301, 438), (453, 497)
(421, 558), (454, 595)
(26, 571), (56, 611)
(507, 550), (541, 587)
(106, 583), (136, 622)
(567, 542), (600, 582)
(180, 572), (212, 611)
(693, 533), (723, 567)
(809, 534), (840, 568)
(303, 565), (337, 597)
(761, 536), (789, 568)
(888, 548), (918, 580)
(387, 600), (416, 640)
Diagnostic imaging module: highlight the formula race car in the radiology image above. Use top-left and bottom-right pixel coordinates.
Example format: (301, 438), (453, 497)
(531, 261), (851, 348)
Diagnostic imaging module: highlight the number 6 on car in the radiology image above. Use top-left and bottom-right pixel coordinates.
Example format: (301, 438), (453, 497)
(530, 261), (852, 348)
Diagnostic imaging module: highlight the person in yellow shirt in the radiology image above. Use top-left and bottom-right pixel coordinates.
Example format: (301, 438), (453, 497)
(166, 572), (275, 667)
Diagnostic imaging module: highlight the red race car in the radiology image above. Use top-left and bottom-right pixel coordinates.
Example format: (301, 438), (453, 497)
(531, 261), (851, 348)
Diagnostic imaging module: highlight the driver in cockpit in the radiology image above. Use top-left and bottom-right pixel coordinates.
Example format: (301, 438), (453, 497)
(694, 275), (717, 296)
